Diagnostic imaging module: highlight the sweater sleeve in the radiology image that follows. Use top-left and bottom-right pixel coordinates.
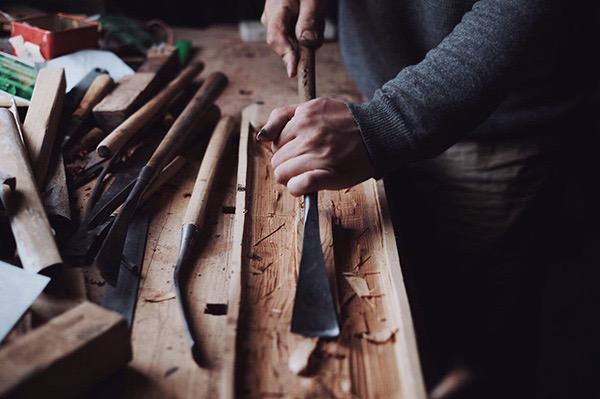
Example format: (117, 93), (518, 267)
(347, 0), (561, 174)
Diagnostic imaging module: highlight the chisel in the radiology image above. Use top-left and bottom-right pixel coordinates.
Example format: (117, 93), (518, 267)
(173, 115), (236, 364)
(290, 46), (340, 338)
(93, 71), (228, 285)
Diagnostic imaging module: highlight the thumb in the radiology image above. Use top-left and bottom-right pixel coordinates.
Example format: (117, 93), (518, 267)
(295, 0), (325, 47)
(287, 169), (332, 196)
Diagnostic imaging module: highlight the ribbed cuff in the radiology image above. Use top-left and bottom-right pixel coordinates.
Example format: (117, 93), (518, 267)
(347, 96), (415, 177)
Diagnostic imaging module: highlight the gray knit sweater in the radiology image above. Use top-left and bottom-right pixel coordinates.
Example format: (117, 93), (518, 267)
(339, 1), (598, 174)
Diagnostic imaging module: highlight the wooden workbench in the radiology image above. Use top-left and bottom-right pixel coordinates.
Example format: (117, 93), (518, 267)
(82, 25), (423, 398)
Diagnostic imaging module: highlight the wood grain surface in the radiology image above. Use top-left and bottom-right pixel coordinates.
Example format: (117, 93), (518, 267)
(80, 26), (423, 398)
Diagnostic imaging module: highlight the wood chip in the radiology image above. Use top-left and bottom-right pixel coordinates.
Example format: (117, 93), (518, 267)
(362, 328), (399, 344)
(344, 275), (370, 298)
(288, 338), (319, 375)
(144, 292), (176, 303)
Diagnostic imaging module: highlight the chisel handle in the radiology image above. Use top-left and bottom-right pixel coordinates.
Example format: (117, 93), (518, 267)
(73, 74), (114, 119)
(298, 46), (316, 102)
(182, 115), (236, 227)
(96, 62), (204, 158)
(147, 72), (228, 172)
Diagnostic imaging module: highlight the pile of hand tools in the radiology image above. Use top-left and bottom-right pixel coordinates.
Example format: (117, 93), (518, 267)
(0, 43), (230, 397)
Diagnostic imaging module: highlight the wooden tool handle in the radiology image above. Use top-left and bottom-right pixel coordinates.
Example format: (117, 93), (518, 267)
(147, 72), (228, 171)
(298, 46), (316, 101)
(96, 62), (205, 158)
(72, 74), (114, 119)
(0, 109), (62, 273)
(182, 115), (236, 227)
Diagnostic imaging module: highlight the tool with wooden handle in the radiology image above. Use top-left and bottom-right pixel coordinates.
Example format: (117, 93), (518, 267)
(0, 107), (62, 274)
(290, 46), (340, 338)
(96, 62), (204, 158)
(94, 72), (228, 285)
(62, 73), (114, 149)
(173, 115), (236, 364)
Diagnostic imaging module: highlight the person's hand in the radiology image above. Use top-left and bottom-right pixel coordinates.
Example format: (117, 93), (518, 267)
(261, 0), (327, 77)
(256, 98), (375, 196)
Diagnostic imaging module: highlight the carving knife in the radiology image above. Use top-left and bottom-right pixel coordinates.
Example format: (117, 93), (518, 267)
(290, 46), (340, 338)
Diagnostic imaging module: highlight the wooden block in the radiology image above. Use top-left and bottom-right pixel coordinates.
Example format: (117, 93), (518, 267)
(93, 46), (179, 131)
(0, 108), (62, 273)
(0, 301), (132, 399)
(22, 67), (66, 187)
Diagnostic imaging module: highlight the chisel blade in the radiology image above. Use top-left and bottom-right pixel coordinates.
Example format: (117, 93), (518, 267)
(291, 193), (340, 338)
(101, 212), (150, 326)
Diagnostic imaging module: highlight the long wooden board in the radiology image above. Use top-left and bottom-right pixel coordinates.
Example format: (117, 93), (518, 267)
(233, 105), (426, 398)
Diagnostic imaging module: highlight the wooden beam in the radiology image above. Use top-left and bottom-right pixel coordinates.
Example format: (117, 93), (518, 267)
(92, 46), (179, 131)
(0, 301), (131, 399)
(21, 67), (66, 187)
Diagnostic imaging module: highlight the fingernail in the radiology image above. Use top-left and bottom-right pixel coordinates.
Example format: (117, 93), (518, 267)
(300, 30), (318, 44)
(256, 128), (267, 141)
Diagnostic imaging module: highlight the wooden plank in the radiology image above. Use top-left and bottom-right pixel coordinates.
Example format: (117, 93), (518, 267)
(0, 301), (131, 399)
(0, 108), (62, 273)
(93, 46), (179, 131)
(22, 67), (66, 186)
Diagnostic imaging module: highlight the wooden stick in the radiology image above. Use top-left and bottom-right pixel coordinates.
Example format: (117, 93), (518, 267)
(0, 301), (131, 399)
(0, 108), (62, 273)
(96, 62), (204, 158)
(182, 116), (236, 227)
(21, 67), (66, 186)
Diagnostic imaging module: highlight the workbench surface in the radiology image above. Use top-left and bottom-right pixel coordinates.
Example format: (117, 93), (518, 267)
(80, 25), (423, 399)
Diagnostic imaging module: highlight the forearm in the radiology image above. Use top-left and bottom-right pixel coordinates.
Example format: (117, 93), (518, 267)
(349, 0), (562, 174)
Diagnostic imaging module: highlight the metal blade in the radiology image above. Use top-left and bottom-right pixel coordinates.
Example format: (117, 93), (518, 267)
(173, 223), (207, 366)
(0, 261), (50, 343)
(291, 193), (340, 338)
(101, 212), (150, 326)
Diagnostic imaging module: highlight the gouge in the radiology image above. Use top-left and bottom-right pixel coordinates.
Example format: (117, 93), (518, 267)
(93, 71), (228, 285)
(173, 115), (236, 364)
(290, 46), (340, 338)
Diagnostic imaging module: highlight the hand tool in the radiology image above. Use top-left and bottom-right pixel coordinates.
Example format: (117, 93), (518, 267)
(61, 72), (114, 149)
(173, 115), (237, 364)
(290, 46), (340, 338)
(96, 62), (204, 158)
(0, 301), (131, 399)
(0, 106), (62, 273)
(0, 251), (50, 344)
(94, 72), (228, 285)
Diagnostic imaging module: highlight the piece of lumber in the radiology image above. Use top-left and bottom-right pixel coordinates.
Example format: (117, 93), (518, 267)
(0, 301), (131, 399)
(96, 62), (205, 158)
(93, 46), (179, 131)
(21, 67), (66, 187)
(0, 108), (62, 273)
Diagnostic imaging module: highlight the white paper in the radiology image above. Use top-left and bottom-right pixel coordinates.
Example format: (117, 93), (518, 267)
(0, 261), (50, 343)
(47, 49), (134, 91)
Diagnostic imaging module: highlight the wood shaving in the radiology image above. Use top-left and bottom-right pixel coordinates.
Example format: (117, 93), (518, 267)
(288, 338), (319, 375)
(344, 275), (370, 298)
(144, 292), (176, 303)
(362, 328), (398, 344)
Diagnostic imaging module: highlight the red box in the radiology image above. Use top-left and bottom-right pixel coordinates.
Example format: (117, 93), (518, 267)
(11, 14), (99, 60)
